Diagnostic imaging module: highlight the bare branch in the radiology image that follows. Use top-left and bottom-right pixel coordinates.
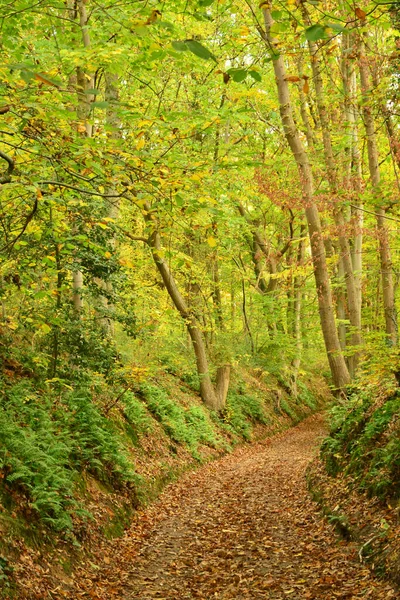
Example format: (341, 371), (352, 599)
(39, 181), (122, 197)
(0, 198), (38, 253)
(0, 149), (14, 184)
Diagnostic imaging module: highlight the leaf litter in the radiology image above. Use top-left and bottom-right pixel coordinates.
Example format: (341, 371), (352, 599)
(17, 414), (398, 598)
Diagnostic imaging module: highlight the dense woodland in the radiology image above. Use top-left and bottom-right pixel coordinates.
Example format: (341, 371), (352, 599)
(0, 0), (400, 596)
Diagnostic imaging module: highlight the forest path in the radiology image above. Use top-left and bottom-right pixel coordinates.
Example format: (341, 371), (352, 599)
(88, 415), (396, 599)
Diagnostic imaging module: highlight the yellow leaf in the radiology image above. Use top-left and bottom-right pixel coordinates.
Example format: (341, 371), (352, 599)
(40, 323), (51, 334)
(136, 137), (146, 150)
(207, 236), (217, 248)
(104, 251), (112, 259)
(137, 119), (153, 127)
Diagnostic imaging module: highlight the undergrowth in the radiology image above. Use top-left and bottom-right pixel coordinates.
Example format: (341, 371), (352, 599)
(0, 379), (136, 532)
(321, 384), (400, 501)
(0, 361), (321, 539)
(221, 389), (269, 440)
(140, 383), (220, 458)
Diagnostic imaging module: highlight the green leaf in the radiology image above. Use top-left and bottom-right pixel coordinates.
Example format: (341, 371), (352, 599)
(91, 101), (110, 109)
(34, 291), (50, 300)
(131, 25), (148, 36)
(175, 194), (185, 207)
(185, 40), (217, 62)
(199, 0), (215, 6)
(305, 24), (326, 41)
(227, 68), (248, 82)
(325, 22), (346, 33)
(193, 12), (213, 21)
(271, 10), (282, 19)
(172, 41), (188, 52)
(20, 69), (35, 84)
(40, 323), (51, 335)
(158, 21), (175, 31)
(249, 70), (262, 82)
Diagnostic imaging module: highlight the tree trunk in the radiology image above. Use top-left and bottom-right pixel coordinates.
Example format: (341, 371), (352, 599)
(342, 33), (363, 333)
(95, 72), (122, 336)
(261, 8), (350, 391)
(337, 257), (347, 352)
(216, 365), (231, 409)
(301, 5), (361, 373)
(359, 39), (397, 345)
(144, 208), (227, 410)
(70, 0), (94, 313)
(72, 270), (83, 312)
(290, 225), (306, 394)
(211, 248), (224, 330)
(296, 57), (315, 149)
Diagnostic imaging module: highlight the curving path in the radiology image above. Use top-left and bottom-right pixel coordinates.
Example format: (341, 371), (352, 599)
(108, 415), (397, 600)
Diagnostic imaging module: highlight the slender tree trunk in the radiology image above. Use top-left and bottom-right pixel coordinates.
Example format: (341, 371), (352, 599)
(72, 271), (83, 312)
(210, 248), (224, 330)
(297, 57), (315, 149)
(209, 92), (226, 333)
(359, 39), (397, 345)
(50, 242), (63, 378)
(342, 33), (363, 328)
(241, 275), (255, 354)
(230, 277), (236, 332)
(144, 208), (228, 410)
(95, 72), (122, 335)
(261, 8), (350, 391)
(0, 276), (6, 323)
(337, 257), (347, 352)
(216, 365), (231, 409)
(290, 225), (306, 394)
(252, 234), (269, 294)
(301, 5), (361, 375)
(70, 0), (94, 313)
(237, 203), (280, 334)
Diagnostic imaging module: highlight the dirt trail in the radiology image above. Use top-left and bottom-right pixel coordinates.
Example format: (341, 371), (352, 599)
(96, 414), (394, 600)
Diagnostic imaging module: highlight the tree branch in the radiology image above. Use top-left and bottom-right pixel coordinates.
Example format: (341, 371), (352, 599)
(0, 197), (38, 253)
(39, 180), (122, 197)
(0, 149), (14, 184)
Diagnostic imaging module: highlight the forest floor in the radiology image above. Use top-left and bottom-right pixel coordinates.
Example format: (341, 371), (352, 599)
(61, 413), (398, 600)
